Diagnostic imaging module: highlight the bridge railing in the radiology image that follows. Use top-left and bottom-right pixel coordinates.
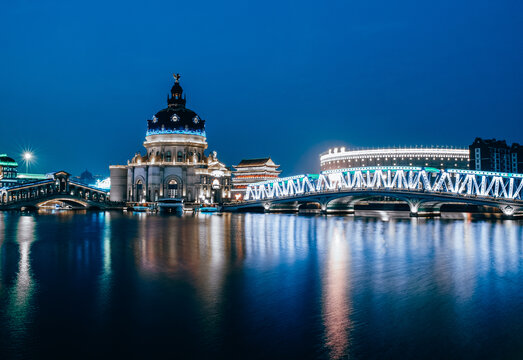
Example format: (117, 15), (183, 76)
(244, 167), (523, 202)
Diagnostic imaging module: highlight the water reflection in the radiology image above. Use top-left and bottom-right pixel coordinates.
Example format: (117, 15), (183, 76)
(322, 220), (351, 359)
(0, 212), (522, 359)
(96, 212), (112, 317)
(5, 215), (37, 355)
(0, 213), (4, 293)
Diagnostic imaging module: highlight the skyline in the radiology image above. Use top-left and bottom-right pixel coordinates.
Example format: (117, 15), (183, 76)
(2, 1), (523, 176)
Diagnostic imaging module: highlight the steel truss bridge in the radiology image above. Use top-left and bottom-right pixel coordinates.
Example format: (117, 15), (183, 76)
(224, 167), (523, 216)
(0, 171), (111, 210)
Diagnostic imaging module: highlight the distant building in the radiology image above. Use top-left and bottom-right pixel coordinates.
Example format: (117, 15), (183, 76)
(232, 158), (281, 200)
(72, 170), (105, 186)
(79, 169), (94, 184)
(320, 146), (469, 172)
(109, 74), (232, 204)
(469, 138), (523, 173)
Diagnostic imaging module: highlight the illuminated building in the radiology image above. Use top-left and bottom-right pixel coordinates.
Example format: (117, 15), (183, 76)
(231, 158), (281, 200)
(109, 74), (232, 204)
(0, 154), (47, 187)
(469, 138), (522, 173)
(320, 146), (469, 171)
(0, 154), (18, 187)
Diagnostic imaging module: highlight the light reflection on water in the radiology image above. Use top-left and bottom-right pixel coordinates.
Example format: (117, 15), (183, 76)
(2, 214), (37, 358)
(0, 211), (522, 359)
(323, 222), (351, 359)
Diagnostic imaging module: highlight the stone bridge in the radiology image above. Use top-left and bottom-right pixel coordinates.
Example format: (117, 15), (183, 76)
(0, 171), (111, 210)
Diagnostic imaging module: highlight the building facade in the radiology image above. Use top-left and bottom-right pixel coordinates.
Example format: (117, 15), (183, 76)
(469, 138), (523, 173)
(320, 146), (470, 172)
(109, 75), (231, 204)
(0, 154), (19, 187)
(231, 158), (281, 200)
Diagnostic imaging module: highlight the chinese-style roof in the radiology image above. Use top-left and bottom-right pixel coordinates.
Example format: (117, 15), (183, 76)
(234, 158), (279, 168)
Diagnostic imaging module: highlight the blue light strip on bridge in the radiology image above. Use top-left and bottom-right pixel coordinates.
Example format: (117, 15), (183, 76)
(446, 169), (523, 178)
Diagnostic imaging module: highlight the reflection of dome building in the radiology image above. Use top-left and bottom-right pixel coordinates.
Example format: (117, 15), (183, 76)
(320, 146), (470, 171)
(110, 74), (231, 204)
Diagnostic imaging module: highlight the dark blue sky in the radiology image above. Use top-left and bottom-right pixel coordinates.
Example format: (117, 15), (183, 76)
(1, 0), (522, 176)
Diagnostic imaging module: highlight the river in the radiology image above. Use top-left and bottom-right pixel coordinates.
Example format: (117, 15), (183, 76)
(0, 211), (522, 359)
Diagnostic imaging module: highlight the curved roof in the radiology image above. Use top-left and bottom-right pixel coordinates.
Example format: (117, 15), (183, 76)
(234, 158), (279, 168)
(147, 106), (205, 136)
(146, 75), (206, 137)
(321, 147), (469, 162)
(0, 154), (18, 167)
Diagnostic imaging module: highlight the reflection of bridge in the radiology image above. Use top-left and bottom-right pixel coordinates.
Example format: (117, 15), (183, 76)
(223, 167), (523, 217)
(0, 171), (110, 210)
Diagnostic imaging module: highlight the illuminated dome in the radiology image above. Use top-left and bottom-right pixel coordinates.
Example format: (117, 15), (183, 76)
(0, 154), (17, 166)
(146, 74), (205, 137)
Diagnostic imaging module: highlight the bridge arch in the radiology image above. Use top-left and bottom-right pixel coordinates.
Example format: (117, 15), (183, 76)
(36, 198), (90, 208)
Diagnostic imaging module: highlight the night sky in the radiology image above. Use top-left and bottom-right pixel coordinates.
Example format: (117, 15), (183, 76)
(1, 0), (523, 176)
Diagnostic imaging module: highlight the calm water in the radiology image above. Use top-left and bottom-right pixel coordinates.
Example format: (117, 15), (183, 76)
(0, 211), (522, 359)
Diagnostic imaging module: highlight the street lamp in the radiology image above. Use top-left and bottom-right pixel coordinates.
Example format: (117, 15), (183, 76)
(23, 152), (33, 173)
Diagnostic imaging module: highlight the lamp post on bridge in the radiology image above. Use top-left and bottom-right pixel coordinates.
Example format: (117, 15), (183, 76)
(23, 152), (33, 174)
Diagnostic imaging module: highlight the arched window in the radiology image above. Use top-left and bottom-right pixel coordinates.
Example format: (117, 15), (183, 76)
(177, 151), (183, 162)
(166, 151), (172, 162)
(167, 179), (178, 198)
(197, 152), (201, 162)
(136, 180), (143, 201)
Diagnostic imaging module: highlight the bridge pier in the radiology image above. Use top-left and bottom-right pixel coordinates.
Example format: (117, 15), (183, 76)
(325, 203), (355, 215)
(320, 203), (327, 215)
(499, 205), (523, 218)
(408, 200), (441, 218)
(265, 203), (299, 213)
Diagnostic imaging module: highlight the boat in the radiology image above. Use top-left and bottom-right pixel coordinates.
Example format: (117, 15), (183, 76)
(54, 203), (73, 210)
(157, 198), (184, 213)
(130, 205), (149, 212)
(197, 204), (220, 213)
(127, 202), (153, 212)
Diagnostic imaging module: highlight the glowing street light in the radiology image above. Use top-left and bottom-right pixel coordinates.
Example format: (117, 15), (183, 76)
(23, 151), (33, 173)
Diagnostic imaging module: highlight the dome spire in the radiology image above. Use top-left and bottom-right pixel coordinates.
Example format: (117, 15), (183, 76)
(168, 73), (186, 108)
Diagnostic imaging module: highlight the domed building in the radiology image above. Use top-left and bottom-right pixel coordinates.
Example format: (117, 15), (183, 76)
(109, 74), (231, 204)
(0, 154), (18, 187)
